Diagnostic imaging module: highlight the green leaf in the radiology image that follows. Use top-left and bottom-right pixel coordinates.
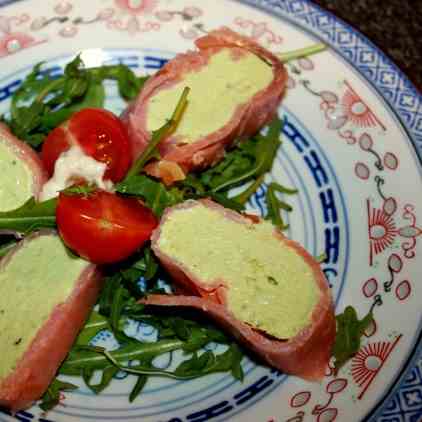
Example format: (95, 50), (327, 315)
(123, 87), (190, 180)
(40, 82), (105, 130)
(3, 56), (145, 148)
(61, 183), (97, 196)
(60, 339), (184, 375)
(9, 102), (45, 143)
(278, 43), (327, 63)
(230, 343), (244, 381)
(174, 344), (242, 378)
(64, 54), (85, 78)
(200, 117), (283, 193)
(89, 64), (148, 101)
(110, 284), (132, 342)
(39, 378), (78, 412)
(98, 273), (121, 317)
(0, 197), (57, 233)
(143, 247), (158, 281)
(333, 306), (374, 373)
(76, 311), (110, 345)
(116, 174), (184, 216)
(265, 182), (297, 230)
(230, 174), (265, 206)
(129, 375), (148, 402)
(83, 365), (120, 394)
(181, 328), (210, 353)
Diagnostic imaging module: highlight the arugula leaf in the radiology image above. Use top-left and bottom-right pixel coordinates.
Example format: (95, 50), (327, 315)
(333, 306), (374, 373)
(123, 87), (190, 180)
(4, 56), (147, 148)
(60, 340), (184, 376)
(278, 43), (326, 63)
(89, 64), (149, 100)
(201, 117), (283, 193)
(61, 183), (97, 196)
(129, 375), (148, 402)
(39, 379), (78, 412)
(265, 182), (298, 230)
(0, 197), (57, 233)
(75, 311), (110, 345)
(174, 343), (244, 379)
(116, 174), (184, 216)
(231, 174), (265, 205)
(83, 365), (120, 394)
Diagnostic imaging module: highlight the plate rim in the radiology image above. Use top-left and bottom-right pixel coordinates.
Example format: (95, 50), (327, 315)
(0, 0), (420, 421)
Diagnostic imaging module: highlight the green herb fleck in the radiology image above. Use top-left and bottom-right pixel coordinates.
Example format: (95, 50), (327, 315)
(39, 379), (78, 412)
(0, 197), (57, 234)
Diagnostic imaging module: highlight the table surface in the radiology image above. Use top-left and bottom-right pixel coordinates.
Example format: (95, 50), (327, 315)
(312, 0), (422, 91)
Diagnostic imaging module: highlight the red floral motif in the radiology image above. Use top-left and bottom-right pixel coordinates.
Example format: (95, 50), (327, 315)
(312, 378), (347, 419)
(351, 335), (402, 399)
(367, 199), (420, 265)
(54, 1), (73, 15)
(364, 318), (378, 337)
(290, 391), (311, 408)
(106, 0), (160, 35)
(30, 3), (114, 38)
(342, 81), (386, 130)
(114, 0), (158, 15)
(367, 199), (398, 265)
(286, 377), (346, 421)
(395, 280), (411, 301)
(0, 14), (46, 57)
(286, 411), (305, 422)
(400, 205), (422, 258)
(233, 17), (283, 46)
(155, 7), (204, 40)
(106, 16), (159, 35)
(362, 278), (378, 298)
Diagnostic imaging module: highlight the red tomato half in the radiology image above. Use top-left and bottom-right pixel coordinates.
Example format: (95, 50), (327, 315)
(41, 108), (132, 182)
(56, 190), (158, 264)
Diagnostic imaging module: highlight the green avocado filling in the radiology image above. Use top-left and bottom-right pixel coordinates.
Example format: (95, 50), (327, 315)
(0, 234), (88, 380)
(157, 203), (320, 339)
(0, 140), (33, 212)
(146, 48), (274, 144)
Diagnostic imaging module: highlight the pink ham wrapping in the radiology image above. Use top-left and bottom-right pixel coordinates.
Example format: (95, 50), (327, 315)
(0, 123), (47, 201)
(145, 199), (336, 380)
(0, 231), (103, 412)
(121, 27), (287, 185)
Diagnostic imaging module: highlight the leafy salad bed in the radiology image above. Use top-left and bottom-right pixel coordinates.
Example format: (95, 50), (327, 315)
(0, 50), (371, 411)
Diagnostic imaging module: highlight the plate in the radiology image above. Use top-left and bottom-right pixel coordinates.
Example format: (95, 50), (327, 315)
(0, 0), (421, 421)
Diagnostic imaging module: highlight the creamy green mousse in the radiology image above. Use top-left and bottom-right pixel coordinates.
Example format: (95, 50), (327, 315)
(0, 140), (33, 212)
(146, 49), (274, 143)
(157, 203), (320, 339)
(0, 234), (88, 380)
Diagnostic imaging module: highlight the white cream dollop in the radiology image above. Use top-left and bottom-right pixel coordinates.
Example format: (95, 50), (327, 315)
(40, 145), (113, 201)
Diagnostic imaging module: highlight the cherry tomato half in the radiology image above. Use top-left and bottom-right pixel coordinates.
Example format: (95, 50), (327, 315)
(56, 190), (158, 264)
(41, 108), (132, 182)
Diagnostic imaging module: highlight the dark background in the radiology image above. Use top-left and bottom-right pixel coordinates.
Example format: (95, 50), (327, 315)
(311, 0), (422, 92)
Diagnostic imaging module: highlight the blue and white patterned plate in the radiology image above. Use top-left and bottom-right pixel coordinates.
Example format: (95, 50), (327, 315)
(0, 1), (420, 421)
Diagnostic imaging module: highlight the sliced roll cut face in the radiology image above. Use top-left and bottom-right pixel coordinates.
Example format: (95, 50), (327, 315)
(154, 200), (321, 340)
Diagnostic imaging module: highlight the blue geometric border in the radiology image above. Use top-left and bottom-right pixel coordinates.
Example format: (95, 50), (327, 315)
(236, 1), (422, 421)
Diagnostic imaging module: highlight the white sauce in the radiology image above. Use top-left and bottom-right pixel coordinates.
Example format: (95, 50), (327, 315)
(40, 145), (113, 201)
